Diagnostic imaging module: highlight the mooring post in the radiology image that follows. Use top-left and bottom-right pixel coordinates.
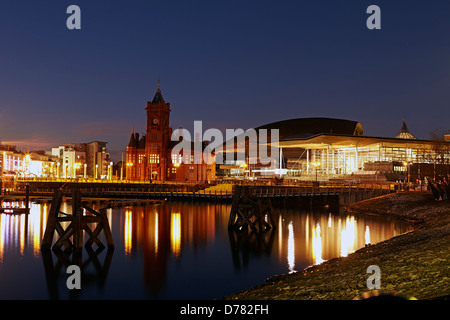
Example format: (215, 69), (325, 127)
(25, 183), (30, 211)
(41, 189), (64, 250)
(72, 189), (83, 252)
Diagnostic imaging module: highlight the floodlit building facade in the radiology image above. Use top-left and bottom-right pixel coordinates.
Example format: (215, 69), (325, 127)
(217, 118), (450, 182)
(1, 145), (55, 179)
(51, 141), (111, 179)
(126, 85), (216, 182)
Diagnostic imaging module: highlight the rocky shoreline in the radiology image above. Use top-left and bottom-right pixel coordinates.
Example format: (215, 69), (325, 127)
(226, 192), (450, 300)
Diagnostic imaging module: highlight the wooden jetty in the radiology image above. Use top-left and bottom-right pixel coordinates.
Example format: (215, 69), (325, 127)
(41, 189), (114, 252)
(228, 186), (276, 233)
(0, 184), (30, 214)
(0, 207), (29, 214)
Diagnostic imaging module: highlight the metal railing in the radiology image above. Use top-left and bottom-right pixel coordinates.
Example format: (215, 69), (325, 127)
(5, 182), (397, 200)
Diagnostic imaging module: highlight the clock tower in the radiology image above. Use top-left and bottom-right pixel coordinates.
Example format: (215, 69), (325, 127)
(145, 84), (172, 181)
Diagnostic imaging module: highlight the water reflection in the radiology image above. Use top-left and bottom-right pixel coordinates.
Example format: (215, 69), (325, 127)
(124, 210), (132, 255)
(117, 202), (414, 296)
(41, 246), (114, 300)
(170, 213), (181, 259)
(0, 201), (415, 299)
(0, 201), (47, 262)
(312, 223), (324, 265)
(287, 221), (295, 273)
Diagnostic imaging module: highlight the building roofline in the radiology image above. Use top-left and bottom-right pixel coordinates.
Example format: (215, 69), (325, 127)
(277, 132), (450, 149)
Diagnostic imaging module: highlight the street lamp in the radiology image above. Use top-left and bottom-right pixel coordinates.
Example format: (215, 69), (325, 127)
(121, 152), (124, 181)
(403, 161), (412, 184)
(108, 161), (113, 180)
(74, 162), (81, 179)
(240, 162), (247, 179)
(126, 162), (133, 180)
(56, 162), (60, 180)
(312, 161), (320, 182)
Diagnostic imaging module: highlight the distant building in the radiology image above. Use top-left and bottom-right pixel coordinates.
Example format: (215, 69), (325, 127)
(85, 141), (110, 178)
(1, 144), (25, 178)
(126, 85), (215, 182)
(1, 145), (55, 178)
(51, 141), (111, 179)
(218, 118), (450, 181)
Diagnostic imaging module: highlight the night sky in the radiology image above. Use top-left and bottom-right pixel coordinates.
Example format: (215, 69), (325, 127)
(1, 0), (449, 161)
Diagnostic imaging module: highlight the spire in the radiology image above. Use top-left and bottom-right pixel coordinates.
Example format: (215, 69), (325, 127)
(152, 78), (165, 104)
(127, 128), (138, 147)
(396, 119), (416, 139)
(400, 118), (409, 133)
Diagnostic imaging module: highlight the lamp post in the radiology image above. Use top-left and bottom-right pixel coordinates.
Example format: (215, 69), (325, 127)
(408, 162), (411, 184)
(108, 161), (113, 180)
(403, 161), (411, 184)
(126, 162), (133, 181)
(312, 161), (320, 182)
(121, 152), (124, 181)
(84, 163), (87, 179)
(240, 163), (247, 179)
(74, 162), (81, 179)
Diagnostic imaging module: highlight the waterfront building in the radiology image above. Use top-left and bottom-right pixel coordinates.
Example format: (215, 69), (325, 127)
(218, 118), (450, 182)
(126, 85), (215, 182)
(1, 145), (27, 178)
(216, 118), (363, 179)
(0, 145), (55, 179)
(51, 141), (111, 179)
(85, 141), (110, 178)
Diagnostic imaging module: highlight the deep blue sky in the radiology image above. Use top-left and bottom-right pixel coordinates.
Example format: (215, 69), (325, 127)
(1, 0), (449, 160)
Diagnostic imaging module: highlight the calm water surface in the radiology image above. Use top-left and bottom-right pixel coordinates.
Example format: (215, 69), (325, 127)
(0, 200), (414, 299)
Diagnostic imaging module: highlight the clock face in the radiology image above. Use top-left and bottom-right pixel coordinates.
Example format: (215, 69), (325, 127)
(153, 118), (159, 125)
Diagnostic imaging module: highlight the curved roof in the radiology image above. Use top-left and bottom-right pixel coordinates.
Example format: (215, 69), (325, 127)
(256, 117), (363, 140)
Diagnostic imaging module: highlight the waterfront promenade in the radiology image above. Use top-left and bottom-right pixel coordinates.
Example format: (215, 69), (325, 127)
(1, 179), (399, 206)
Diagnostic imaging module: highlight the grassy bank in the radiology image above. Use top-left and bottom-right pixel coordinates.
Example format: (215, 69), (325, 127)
(226, 192), (450, 300)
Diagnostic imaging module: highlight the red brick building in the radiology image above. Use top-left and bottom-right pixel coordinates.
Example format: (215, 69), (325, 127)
(126, 86), (215, 182)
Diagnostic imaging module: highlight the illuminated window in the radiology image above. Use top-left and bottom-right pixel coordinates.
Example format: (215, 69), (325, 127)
(149, 154), (159, 164)
(172, 153), (180, 164)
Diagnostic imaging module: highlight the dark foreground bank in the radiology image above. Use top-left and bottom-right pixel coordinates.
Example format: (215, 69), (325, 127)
(226, 192), (450, 300)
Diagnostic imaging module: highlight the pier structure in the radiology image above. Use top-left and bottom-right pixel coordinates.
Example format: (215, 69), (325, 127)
(4, 180), (397, 207)
(0, 184), (30, 214)
(228, 185), (276, 233)
(41, 188), (114, 253)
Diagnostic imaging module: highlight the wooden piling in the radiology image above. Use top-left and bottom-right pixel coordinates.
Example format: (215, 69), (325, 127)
(41, 188), (114, 252)
(228, 186), (276, 233)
